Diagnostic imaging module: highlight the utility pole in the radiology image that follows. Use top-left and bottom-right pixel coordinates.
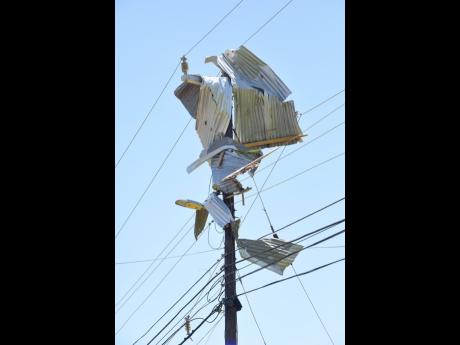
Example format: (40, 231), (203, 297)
(223, 106), (238, 345)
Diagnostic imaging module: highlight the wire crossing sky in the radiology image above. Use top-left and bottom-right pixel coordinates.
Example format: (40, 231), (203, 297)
(116, 0), (344, 344)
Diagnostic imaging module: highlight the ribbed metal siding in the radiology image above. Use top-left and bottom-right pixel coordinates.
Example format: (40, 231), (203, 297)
(215, 45), (291, 101)
(210, 150), (259, 185)
(174, 82), (200, 119)
(234, 88), (303, 149)
(195, 77), (232, 149)
(237, 238), (304, 275)
(203, 193), (234, 228)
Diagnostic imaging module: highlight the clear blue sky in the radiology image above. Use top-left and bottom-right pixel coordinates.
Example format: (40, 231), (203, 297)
(116, 1), (344, 344)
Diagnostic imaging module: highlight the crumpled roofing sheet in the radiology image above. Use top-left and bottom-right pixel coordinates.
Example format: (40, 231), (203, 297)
(203, 192), (234, 228)
(233, 87), (303, 149)
(195, 76), (232, 149)
(212, 45), (291, 101)
(210, 149), (261, 185)
(186, 136), (256, 174)
(237, 238), (304, 275)
(174, 81), (201, 119)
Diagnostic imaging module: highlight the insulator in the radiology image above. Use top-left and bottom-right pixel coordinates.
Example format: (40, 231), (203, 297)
(181, 56), (189, 75)
(184, 316), (191, 335)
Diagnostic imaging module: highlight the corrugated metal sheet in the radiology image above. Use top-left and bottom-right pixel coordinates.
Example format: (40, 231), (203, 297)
(210, 149), (260, 185)
(195, 77), (232, 149)
(174, 81), (200, 119)
(213, 178), (244, 195)
(233, 88), (303, 149)
(203, 192), (234, 228)
(211, 46), (291, 101)
(222, 147), (275, 182)
(237, 238), (304, 275)
(187, 136), (238, 174)
(194, 208), (209, 240)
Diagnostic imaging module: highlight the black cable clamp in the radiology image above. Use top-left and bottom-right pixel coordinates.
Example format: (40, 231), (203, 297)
(223, 296), (242, 312)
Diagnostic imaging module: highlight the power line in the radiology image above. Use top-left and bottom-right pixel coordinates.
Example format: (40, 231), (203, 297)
(257, 152), (344, 195)
(236, 152), (345, 209)
(116, 239), (197, 335)
(220, 219), (345, 280)
(116, 248), (222, 265)
(304, 104), (344, 132)
(242, 120), (344, 181)
(175, 303), (222, 345)
(259, 197), (345, 239)
(132, 259), (222, 345)
(140, 223), (344, 344)
(115, 118), (192, 240)
(183, 0), (246, 57)
(237, 271), (268, 345)
(291, 264), (335, 345)
(148, 264), (223, 345)
(115, 61), (181, 168)
(236, 258), (345, 298)
(235, 226), (345, 274)
(116, 218), (193, 311)
(196, 314), (223, 345)
(299, 90), (344, 117)
(235, 225), (345, 279)
(220, 201), (346, 264)
(116, 246), (343, 266)
(141, 269), (224, 345)
(242, 0), (296, 45)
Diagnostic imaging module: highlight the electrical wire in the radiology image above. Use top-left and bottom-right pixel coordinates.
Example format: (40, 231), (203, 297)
(132, 259), (222, 345)
(258, 197), (345, 239)
(237, 271), (268, 345)
(140, 222), (344, 343)
(183, 0), (246, 57)
(115, 216), (193, 307)
(234, 228), (345, 283)
(236, 258), (345, 298)
(150, 266), (223, 345)
(118, 198), (344, 267)
(242, 120), (344, 181)
(115, 61), (182, 168)
(299, 90), (344, 118)
(221, 220), (345, 281)
(236, 151), (344, 209)
(116, 248), (223, 265)
(242, 0), (296, 45)
(141, 270), (224, 345)
(116, 239), (197, 335)
(115, 118), (193, 240)
(197, 314), (223, 345)
(116, 219), (193, 311)
(246, 121), (345, 181)
(256, 152), (344, 196)
(174, 303), (222, 345)
(304, 104), (344, 132)
(291, 264), (335, 345)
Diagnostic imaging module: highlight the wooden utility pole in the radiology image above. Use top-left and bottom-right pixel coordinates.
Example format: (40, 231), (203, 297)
(223, 107), (238, 345)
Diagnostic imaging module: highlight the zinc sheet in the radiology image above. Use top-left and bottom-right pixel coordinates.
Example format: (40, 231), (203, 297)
(195, 77), (232, 149)
(210, 149), (260, 185)
(237, 238), (304, 275)
(203, 192), (234, 228)
(234, 88), (303, 149)
(214, 45), (291, 101)
(174, 81), (200, 119)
